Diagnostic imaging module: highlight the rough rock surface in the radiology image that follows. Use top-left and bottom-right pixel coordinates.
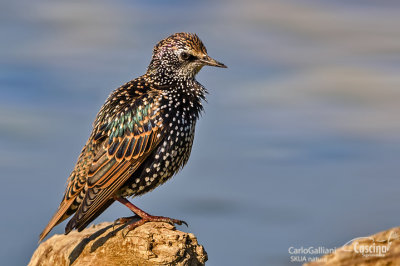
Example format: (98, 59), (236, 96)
(305, 227), (400, 266)
(29, 221), (207, 266)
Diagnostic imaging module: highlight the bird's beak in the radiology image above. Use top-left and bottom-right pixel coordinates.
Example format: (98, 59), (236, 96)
(199, 55), (227, 68)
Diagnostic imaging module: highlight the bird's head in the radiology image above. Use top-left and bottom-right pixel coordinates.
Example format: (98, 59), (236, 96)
(147, 32), (226, 81)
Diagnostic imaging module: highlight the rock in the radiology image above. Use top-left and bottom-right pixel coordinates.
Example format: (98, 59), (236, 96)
(305, 227), (400, 266)
(29, 221), (207, 266)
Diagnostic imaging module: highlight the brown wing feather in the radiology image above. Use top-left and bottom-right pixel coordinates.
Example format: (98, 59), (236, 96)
(65, 125), (162, 233)
(39, 144), (94, 241)
(64, 87), (163, 233)
(39, 81), (163, 242)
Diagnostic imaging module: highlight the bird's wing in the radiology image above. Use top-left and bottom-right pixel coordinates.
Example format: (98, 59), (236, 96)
(65, 90), (164, 233)
(39, 83), (164, 241)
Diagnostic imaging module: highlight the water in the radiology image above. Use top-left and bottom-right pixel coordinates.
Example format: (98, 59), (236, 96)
(1, 0), (400, 265)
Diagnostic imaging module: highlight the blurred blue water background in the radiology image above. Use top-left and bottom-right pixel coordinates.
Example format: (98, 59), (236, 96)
(1, 0), (400, 265)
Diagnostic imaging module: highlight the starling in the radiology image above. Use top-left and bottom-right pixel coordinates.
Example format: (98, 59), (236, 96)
(39, 32), (226, 241)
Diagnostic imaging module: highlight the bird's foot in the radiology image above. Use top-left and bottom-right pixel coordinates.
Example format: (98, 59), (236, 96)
(122, 215), (187, 237)
(113, 196), (187, 237)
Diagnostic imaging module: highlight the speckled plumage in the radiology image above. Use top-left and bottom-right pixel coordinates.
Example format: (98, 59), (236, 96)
(40, 32), (226, 241)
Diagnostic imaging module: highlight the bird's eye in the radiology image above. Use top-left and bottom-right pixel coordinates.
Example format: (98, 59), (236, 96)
(180, 52), (190, 60)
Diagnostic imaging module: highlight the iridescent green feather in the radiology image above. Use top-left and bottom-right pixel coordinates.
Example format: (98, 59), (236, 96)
(105, 103), (154, 144)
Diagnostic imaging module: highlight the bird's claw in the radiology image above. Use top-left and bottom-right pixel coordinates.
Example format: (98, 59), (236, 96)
(171, 218), (188, 227)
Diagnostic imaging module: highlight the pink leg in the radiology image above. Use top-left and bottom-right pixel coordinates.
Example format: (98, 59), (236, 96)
(114, 196), (187, 231)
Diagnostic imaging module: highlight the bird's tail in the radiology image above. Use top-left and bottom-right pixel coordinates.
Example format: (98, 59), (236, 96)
(39, 201), (73, 242)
